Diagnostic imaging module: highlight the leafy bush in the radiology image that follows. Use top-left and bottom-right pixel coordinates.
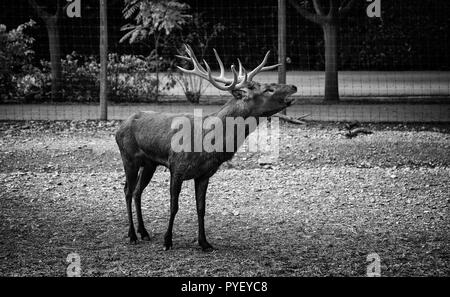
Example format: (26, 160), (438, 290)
(0, 18), (176, 103)
(60, 53), (99, 102)
(109, 53), (162, 102)
(15, 65), (50, 101)
(12, 51), (175, 103)
(0, 20), (37, 101)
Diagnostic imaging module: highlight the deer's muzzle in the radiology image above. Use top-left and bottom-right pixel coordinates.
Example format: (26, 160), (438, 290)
(284, 85), (297, 106)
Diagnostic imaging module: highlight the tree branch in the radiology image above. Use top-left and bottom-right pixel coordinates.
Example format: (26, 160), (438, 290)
(328, 0), (339, 18)
(339, 0), (357, 16)
(288, 0), (327, 24)
(56, 0), (63, 19)
(274, 113), (306, 125)
(312, 0), (325, 16)
(28, 0), (52, 20)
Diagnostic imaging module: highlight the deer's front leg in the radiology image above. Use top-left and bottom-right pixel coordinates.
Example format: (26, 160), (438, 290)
(164, 173), (183, 250)
(195, 177), (214, 252)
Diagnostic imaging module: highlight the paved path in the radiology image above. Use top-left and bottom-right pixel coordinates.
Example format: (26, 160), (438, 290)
(1, 103), (449, 122)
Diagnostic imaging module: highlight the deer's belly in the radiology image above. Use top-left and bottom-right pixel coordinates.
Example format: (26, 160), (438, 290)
(169, 152), (231, 180)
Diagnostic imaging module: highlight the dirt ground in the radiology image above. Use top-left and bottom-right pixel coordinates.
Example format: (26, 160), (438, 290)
(0, 120), (449, 276)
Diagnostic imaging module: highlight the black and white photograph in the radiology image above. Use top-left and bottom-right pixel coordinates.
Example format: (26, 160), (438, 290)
(0, 0), (449, 289)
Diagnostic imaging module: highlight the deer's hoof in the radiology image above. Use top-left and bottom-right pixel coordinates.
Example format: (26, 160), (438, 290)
(163, 233), (172, 250)
(128, 228), (138, 243)
(139, 229), (151, 241)
(202, 246), (214, 253)
(200, 242), (214, 252)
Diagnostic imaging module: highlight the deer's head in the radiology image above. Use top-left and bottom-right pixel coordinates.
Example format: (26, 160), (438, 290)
(177, 45), (297, 118)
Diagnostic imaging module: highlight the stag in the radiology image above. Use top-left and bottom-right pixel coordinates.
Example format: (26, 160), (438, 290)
(116, 45), (297, 251)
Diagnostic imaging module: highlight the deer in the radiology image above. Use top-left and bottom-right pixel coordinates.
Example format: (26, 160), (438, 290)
(115, 44), (297, 251)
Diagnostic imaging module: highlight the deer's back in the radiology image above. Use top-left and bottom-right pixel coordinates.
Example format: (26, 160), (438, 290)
(116, 111), (183, 166)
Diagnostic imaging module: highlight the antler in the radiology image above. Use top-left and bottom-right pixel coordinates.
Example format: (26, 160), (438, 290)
(176, 44), (237, 91)
(176, 44), (280, 91)
(247, 51), (281, 81)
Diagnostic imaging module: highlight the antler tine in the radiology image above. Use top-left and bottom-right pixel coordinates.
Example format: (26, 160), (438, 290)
(261, 63), (282, 71)
(175, 54), (191, 62)
(204, 60), (238, 91)
(247, 51), (280, 81)
(185, 44), (208, 74)
(237, 58), (243, 78)
(211, 49), (238, 84)
(235, 64), (248, 89)
(213, 49), (225, 79)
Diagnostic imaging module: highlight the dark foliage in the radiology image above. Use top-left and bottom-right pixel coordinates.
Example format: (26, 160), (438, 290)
(0, 0), (448, 71)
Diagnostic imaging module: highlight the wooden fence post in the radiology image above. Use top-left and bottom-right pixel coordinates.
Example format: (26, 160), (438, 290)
(99, 0), (108, 120)
(278, 0), (287, 115)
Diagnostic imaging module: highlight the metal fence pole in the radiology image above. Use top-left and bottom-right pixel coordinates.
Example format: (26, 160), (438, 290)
(278, 0), (287, 115)
(99, 0), (108, 120)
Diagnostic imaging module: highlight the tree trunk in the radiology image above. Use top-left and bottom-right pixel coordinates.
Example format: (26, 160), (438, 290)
(154, 36), (160, 102)
(322, 22), (339, 102)
(46, 17), (62, 101)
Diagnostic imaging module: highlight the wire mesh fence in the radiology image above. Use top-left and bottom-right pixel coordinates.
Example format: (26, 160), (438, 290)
(0, 0), (449, 122)
(1, 103), (449, 122)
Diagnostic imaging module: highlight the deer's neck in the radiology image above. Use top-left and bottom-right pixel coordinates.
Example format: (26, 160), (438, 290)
(208, 99), (260, 159)
(214, 99), (252, 121)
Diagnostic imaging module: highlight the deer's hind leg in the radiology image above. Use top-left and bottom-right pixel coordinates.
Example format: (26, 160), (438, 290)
(195, 177), (213, 252)
(133, 163), (157, 241)
(122, 160), (140, 244)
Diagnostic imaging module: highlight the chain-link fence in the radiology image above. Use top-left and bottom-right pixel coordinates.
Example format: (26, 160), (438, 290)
(0, 0), (449, 121)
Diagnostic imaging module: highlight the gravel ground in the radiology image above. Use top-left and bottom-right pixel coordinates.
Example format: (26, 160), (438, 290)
(0, 120), (449, 276)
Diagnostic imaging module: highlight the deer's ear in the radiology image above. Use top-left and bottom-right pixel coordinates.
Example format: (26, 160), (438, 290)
(231, 89), (245, 100)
